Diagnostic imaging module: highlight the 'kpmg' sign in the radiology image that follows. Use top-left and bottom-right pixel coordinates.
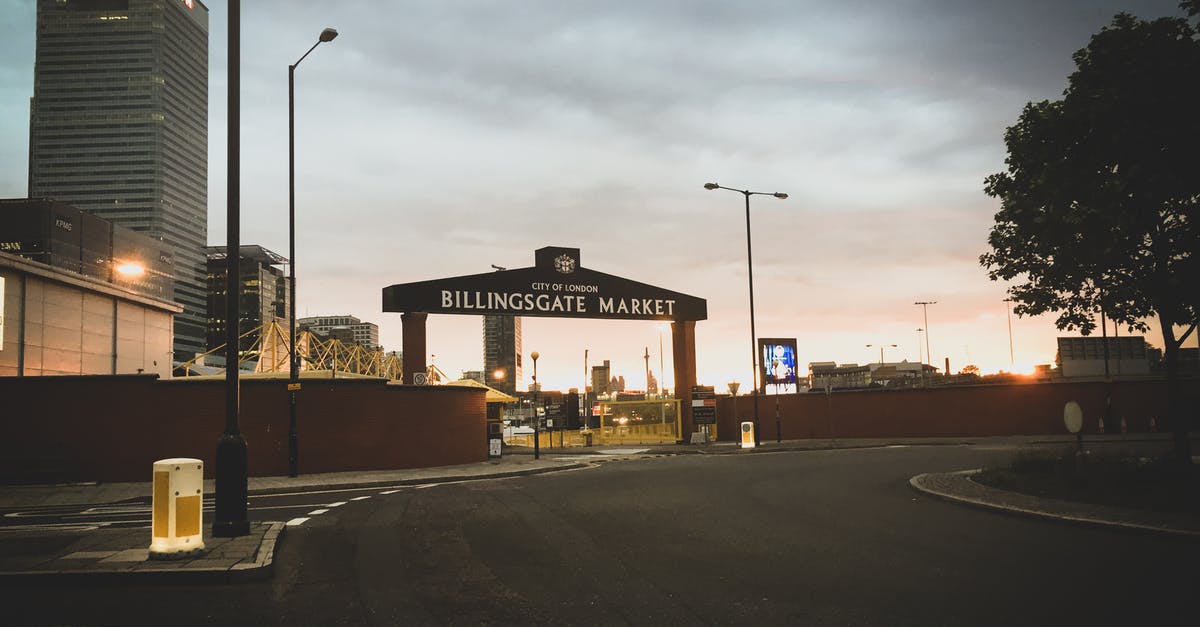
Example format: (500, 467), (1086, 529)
(383, 246), (707, 321)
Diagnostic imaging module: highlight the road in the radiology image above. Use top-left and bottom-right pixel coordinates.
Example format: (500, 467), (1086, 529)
(2, 444), (1197, 626)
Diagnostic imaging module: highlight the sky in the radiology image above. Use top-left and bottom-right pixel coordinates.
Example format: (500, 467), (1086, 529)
(1, 0), (1195, 392)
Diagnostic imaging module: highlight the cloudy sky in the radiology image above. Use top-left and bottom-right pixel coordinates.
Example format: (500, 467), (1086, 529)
(1, 0), (1192, 391)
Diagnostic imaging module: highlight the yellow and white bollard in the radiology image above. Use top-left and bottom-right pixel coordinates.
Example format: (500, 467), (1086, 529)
(739, 421), (756, 448)
(149, 458), (205, 559)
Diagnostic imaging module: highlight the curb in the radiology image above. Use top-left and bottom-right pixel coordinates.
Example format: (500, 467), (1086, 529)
(0, 522), (286, 583)
(909, 471), (1200, 538)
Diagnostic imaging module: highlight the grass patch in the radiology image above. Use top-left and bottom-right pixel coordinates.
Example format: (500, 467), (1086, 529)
(973, 448), (1200, 515)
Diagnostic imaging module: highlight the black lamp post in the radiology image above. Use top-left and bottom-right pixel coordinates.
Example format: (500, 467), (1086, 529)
(531, 351), (539, 460)
(915, 300), (936, 374)
(867, 343), (897, 365)
(288, 26), (337, 478)
(704, 182), (788, 446)
(214, 0), (248, 538)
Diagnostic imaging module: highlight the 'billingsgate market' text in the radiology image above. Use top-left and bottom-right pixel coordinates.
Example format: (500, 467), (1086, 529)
(441, 290), (676, 316)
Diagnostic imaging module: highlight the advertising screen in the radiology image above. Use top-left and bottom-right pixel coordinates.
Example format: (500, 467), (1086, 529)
(759, 338), (798, 394)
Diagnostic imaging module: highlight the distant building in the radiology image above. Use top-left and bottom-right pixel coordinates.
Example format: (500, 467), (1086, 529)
(1, 250), (179, 377)
(461, 370), (486, 384)
(483, 314), (521, 395)
(809, 362), (871, 390)
(1056, 336), (1150, 378)
(205, 245), (289, 357)
(299, 315), (380, 349)
(867, 361), (933, 387)
(591, 359), (611, 396)
(29, 0), (211, 360)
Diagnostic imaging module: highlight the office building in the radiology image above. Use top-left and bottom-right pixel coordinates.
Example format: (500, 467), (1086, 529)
(0, 198), (173, 302)
(298, 315), (380, 349)
(483, 314), (521, 395)
(591, 359), (611, 396)
(1056, 336), (1151, 378)
(28, 0), (210, 361)
(205, 245), (289, 358)
(1, 250), (179, 377)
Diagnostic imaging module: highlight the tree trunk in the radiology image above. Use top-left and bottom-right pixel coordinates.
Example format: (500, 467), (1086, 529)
(1158, 314), (1192, 466)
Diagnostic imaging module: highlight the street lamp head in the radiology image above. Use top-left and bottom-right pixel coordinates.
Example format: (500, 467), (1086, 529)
(703, 183), (719, 190)
(773, 192), (788, 199)
(319, 28), (338, 42)
(531, 351), (539, 361)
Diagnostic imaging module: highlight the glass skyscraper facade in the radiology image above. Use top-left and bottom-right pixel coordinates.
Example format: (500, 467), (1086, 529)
(483, 314), (521, 395)
(28, 0), (209, 361)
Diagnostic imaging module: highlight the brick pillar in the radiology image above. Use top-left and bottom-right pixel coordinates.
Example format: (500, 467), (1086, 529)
(672, 320), (697, 441)
(401, 312), (428, 384)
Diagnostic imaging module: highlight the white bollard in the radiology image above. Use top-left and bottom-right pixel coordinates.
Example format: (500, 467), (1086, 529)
(149, 458), (205, 559)
(740, 421), (756, 449)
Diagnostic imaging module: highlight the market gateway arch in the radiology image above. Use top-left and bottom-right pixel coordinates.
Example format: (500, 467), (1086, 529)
(382, 246), (708, 438)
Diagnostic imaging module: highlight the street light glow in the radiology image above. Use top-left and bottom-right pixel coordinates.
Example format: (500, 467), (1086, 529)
(114, 261), (146, 277)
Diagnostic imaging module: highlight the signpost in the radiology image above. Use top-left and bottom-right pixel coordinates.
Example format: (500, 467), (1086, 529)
(1064, 401), (1085, 472)
(691, 385), (716, 444)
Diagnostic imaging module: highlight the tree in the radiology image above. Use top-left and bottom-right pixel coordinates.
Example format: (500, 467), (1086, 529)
(981, 4), (1199, 464)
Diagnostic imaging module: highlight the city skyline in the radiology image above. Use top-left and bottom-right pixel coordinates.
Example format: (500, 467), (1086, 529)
(2, 0), (1195, 391)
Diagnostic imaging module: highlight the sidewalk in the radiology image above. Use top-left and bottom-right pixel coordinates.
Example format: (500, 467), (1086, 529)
(0, 451), (595, 582)
(1, 436), (1194, 582)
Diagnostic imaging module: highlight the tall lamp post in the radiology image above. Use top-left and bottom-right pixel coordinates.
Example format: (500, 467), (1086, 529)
(915, 328), (924, 365)
(531, 351), (540, 460)
(867, 343), (897, 365)
(214, 0), (248, 538)
(1003, 298), (1015, 367)
(704, 182), (788, 446)
(287, 26), (338, 478)
(914, 301), (936, 375)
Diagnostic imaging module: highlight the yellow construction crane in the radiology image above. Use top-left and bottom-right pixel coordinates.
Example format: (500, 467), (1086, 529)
(177, 320), (402, 380)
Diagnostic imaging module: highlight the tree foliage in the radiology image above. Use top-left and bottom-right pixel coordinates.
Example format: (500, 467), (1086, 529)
(981, 5), (1199, 460)
(981, 8), (1199, 339)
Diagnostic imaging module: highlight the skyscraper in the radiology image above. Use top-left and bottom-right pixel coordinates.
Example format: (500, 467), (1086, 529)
(483, 315), (521, 395)
(28, 0), (210, 361)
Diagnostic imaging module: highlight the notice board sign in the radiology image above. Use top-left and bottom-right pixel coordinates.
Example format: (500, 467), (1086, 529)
(691, 385), (716, 425)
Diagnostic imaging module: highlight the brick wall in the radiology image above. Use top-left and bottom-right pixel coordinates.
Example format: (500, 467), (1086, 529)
(714, 379), (1197, 442)
(0, 375), (486, 483)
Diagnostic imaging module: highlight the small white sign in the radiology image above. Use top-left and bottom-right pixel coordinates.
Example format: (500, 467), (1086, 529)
(1064, 401), (1083, 434)
(488, 438), (502, 457)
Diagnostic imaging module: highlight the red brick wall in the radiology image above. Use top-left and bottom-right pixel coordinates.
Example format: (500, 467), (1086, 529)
(714, 379), (1196, 442)
(0, 375), (486, 483)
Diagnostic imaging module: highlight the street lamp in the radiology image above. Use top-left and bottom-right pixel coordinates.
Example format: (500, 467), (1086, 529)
(288, 26), (338, 478)
(531, 351), (540, 460)
(866, 343), (897, 365)
(915, 328), (924, 365)
(914, 301), (936, 373)
(1003, 298), (1015, 367)
(215, 0), (248, 539)
(704, 182), (788, 446)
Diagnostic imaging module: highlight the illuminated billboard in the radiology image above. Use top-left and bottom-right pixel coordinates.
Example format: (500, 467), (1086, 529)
(758, 338), (798, 394)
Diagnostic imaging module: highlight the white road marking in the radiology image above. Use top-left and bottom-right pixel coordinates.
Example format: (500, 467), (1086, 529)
(286, 517), (309, 527)
(350, 496), (370, 501)
(414, 484), (438, 489)
(0, 522), (111, 533)
(326, 501), (347, 508)
(307, 508), (329, 516)
(379, 489), (400, 495)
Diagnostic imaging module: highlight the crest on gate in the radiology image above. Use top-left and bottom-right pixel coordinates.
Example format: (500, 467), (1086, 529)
(554, 254), (576, 274)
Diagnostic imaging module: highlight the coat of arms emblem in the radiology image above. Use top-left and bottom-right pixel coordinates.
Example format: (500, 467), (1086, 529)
(554, 254), (576, 274)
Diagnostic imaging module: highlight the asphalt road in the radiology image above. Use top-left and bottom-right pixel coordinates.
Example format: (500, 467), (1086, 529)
(3, 444), (1197, 626)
